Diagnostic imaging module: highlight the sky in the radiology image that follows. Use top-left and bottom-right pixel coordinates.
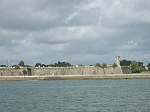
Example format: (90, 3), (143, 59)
(0, 0), (150, 66)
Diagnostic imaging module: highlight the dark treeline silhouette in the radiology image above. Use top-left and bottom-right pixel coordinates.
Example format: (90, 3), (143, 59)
(35, 61), (72, 67)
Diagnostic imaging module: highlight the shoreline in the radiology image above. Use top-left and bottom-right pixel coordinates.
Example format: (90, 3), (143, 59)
(0, 74), (150, 81)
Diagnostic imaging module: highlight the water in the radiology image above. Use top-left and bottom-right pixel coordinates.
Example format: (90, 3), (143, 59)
(0, 79), (150, 112)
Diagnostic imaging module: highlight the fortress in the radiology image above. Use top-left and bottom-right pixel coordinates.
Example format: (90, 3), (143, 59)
(0, 55), (132, 77)
(0, 66), (132, 76)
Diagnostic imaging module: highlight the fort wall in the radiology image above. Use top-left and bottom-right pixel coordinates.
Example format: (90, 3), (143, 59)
(0, 66), (131, 76)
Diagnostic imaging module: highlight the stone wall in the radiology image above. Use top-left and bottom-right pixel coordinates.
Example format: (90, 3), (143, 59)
(121, 66), (132, 74)
(0, 67), (31, 76)
(0, 66), (131, 76)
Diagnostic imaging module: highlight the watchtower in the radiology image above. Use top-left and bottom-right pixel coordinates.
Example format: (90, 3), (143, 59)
(116, 54), (121, 67)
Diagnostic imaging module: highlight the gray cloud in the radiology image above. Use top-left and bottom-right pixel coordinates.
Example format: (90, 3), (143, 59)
(0, 0), (150, 66)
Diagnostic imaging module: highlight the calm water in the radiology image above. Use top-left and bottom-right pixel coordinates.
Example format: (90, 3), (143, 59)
(0, 79), (150, 112)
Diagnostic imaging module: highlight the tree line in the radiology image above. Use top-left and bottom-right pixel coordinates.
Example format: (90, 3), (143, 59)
(9, 60), (72, 68)
(120, 59), (150, 73)
(35, 61), (72, 67)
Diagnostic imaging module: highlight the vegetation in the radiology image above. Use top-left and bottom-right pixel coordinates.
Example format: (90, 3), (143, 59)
(11, 60), (31, 68)
(35, 61), (72, 67)
(120, 59), (147, 73)
(18, 60), (25, 67)
(147, 63), (150, 71)
(94, 63), (107, 74)
(120, 59), (131, 66)
(10, 64), (21, 69)
(131, 61), (147, 73)
(95, 63), (101, 67)
(94, 63), (107, 68)
(101, 63), (107, 69)
(52, 61), (72, 67)
(101, 63), (107, 74)
(35, 63), (47, 67)
(112, 63), (117, 68)
(0, 65), (6, 67)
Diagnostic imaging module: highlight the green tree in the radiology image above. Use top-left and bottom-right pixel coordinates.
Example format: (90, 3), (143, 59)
(47, 61), (72, 67)
(0, 65), (6, 67)
(95, 63), (101, 67)
(101, 63), (107, 74)
(54, 61), (71, 67)
(112, 63), (117, 68)
(15, 65), (20, 69)
(131, 61), (146, 73)
(18, 60), (25, 67)
(138, 62), (144, 68)
(25, 65), (32, 67)
(131, 61), (139, 73)
(147, 63), (150, 71)
(120, 59), (131, 66)
(41, 64), (47, 67)
(35, 63), (42, 67)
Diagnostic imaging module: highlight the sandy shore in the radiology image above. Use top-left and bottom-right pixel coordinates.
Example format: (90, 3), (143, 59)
(0, 74), (150, 81)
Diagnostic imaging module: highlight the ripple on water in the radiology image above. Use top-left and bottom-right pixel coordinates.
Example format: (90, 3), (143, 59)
(0, 80), (150, 112)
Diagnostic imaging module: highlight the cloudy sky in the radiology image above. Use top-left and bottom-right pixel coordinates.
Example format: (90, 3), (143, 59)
(0, 0), (150, 66)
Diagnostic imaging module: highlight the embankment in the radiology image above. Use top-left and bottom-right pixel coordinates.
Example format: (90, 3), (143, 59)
(0, 74), (150, 81)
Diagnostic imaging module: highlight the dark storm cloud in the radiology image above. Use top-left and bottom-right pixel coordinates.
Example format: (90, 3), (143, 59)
(0, 0), (150, 65)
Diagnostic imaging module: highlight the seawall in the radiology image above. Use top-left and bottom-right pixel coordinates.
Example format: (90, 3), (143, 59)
(0, 74), (150, 81)
(0, 66), (131, 76)
(2, 66), (149, 81)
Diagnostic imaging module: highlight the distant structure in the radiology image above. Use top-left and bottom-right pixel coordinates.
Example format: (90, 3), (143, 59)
(116, 54), (121, 67)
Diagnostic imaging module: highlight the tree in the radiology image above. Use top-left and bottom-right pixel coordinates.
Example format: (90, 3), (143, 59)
(101, 63), (107, 68)
(0, 65), (6, 67)
(120, 59), (131, 66)
(38, 61), (72, 67)
(95, 63), (101, 67)
(101, 63), (107, 74)
(41, 64), (47, 67)
(15, 65), (20, 69)
(53, 61), (71, 67)
(35, 63), (42, 67)
(112, 63), (117, 68)
(131, 61), (146, 73)
(138, 62), (144, 68)
(131, 61), (139, 73)
(18, 60), (25, 67)
(147, 63), (150, 71)
(25, 65), (32, 67)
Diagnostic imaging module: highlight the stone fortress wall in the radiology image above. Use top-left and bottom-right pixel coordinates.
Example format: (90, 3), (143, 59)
(0, 55), (132, 76)
(0, 67), (31, 76)
(0, 66), (131, 76)
(32, 66), (132, 75)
